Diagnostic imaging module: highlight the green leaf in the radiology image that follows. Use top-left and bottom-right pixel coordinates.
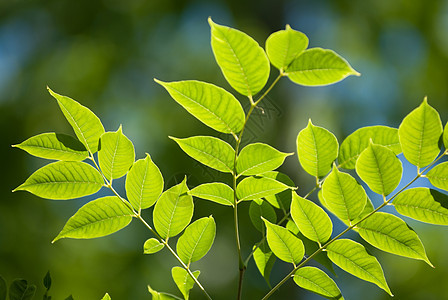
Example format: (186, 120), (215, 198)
(176, 216), (216, 264)
(321, 165), (367, 221)
(326, 239), (392, 296)
(338, 126), (401, 169)
(154, 80), (245, 135)
(0, 275), (6, 300)
(153, 178), (194, 239)
(48, 87), (105, 154)
(356, 212), (432, 266)
(9, 279), (36, 300)
(291, 192), (332, 244)
(144, 238), (165, 254)
(263, 218), (304, 264)
(285, 48), (360, 86)
(253, 241), (276, 286)
(393, 188), (448, 225)
(236, 176), (293, 202)
(426, 162), (448, 191)
(265, 25), (308, 71)
(171, 267), (200, 300)
(209, 18), (270, 96)
(53, 196), (133, 242)
(294, 267), (344, 300)
(262, 172), (295, 210)
(43, 271), (51, 290)
(14, 161), (103, 200)
(297, 120), (339, 178)
(249, 198), (277, 232)
(126, 154), (164, 211)
(355, 142), (402, 196)
(170, 136), (234, 173)
(65, 296), (74, 300)
(148, 285), (182, 300)
(237, 143), (292, 176)
(98, 126), (135, 181)
(444, 122), (448, 149)
(13, 133), (88, 161)
(189, 182), (234, 207)
(398, 98), (443, 168)
(101, 293), (111, 300)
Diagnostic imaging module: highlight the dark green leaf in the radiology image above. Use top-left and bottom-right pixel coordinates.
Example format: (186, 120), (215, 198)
(249, 198), (277, 232)
(43, 271), (51, 290)
(0, 275), (6, 300)
(9, 279), (36, 300)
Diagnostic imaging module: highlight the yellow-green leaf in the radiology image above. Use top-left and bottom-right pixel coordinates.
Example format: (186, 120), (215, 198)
(189, 182), (234, 206)
(426, 162), (448, 191)
(237, 143), (292, 176)
(144, 238), (165, 254)
(171, 267), (200, 300)
(294, 267), (344, 300)
(236, 176), (293, 202)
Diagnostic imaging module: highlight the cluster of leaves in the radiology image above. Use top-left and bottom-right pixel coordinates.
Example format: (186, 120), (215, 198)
(13, 18), (448, 300)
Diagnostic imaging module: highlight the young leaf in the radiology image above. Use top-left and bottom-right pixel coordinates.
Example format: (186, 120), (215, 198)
(265, 25), (308, 71)
(170, 136), (234, 173)
(355, 142), (402, 196)
(144, 238), (165, 254)
(101, 293), (111, 300)
(262, 171), (295, 210)
(53, 196), (133, 242)
(285, 48), (360, 86)
(126, 154), (164, 211)
(13, 161), (103, 200)
(48, 87), (105, 154)
(209, 18), (270, 96)
(393, 188), (448, 225)
(293, 267), (344, 300)
(153, 178), (194, 239)
(43, 271), (51, 290)
(321, 165), (367, 222)
(356, 212), (432, 266)
(98, 126), (135, 181)
(326, 239), (392, 296)
(154, 80), (245, 134)
(0, 276), (6, 300)
(236, 176), (293, 202)
(236, 143), (292, 176)
(297, 120), (338, 178)
(263, 218), (304, 265)
(9, 279), (36, 300)
(338, 126), (401, 169)
(189, 182), (234, 207)
(249, 198), (277, 232)
(148, 285), (182, 300)
(253, 241), (276, 286)
(13, 133), (88, 161)
(171, 267), (200, 300)
(176, 216), (216, 264)
(291, 192), (332, 244)
(398, 98), (443, 168)
(426, 162), (448, 191)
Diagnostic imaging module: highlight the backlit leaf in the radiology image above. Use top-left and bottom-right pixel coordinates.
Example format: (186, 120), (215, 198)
(155, 80), (245, 134)
(14, 161), (103, 200)
(249, 198), (277, 232)
(297, 120), (338, 178)
(237, 143), (292, 176)
(398, 98), (443, 168)
(237, 176), (293, 202)
(444, 122), (448, 149)
(53, 196), (133, 242)
(326, 239), (392, 296)
(144, 238), (165, 254)
(338, 126), (401, 169)
(294, 267), (344, 300)
(253, 241), (276, 286)
(9, 279), (36, 300)
(171, 267), (200, 300)
(285, 48), (360, 86)
(209, 18), (270, 96)
(189, 182), (234, 206)
(263, 172), (295, 210)
(426, 162), (448, 191)
(171, 136), (234, 173)
(355, 142), (402, 196)
(148, 285), (182, 300)
(101, 293), (111, 300)
(48, 87), (105, 154)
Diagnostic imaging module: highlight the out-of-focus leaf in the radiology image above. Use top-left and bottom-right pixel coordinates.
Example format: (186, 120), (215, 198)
(9, 279), (36, 300)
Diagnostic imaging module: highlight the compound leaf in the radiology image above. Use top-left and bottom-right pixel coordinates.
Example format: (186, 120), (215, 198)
(189, 182), (234, 206)
(326, 239), (392, 296)
(209, 18), (270, 96)
(126, 153), (164, 211)
(14, 161), (103, 200)
(53, 196), (133, 242)
(355, 142), (402, 196)
(155, 80), (245, 135)
(237, 143), (292, 176)
(249, 198), (277, 232)
(253, 241), (276, 286)
(48, 87), (104, 154)
(398, 98), (443, 168)
(393, 188), (448, 225)
(177, 216), (216, 264)
(153, 178), (194, 239)
(294, 267), (344, 300)
(426, 162), (448, 191)
(297, 120), (338, 178)
(171, 136), (234, 173)
(144, 238), (165, 254)
(237, 176), (292, 202)
(338, 126), (401, 169)
(171, 267), (200, 300)
(285, 48), (360, 86)
(356, 212), (432, 266)
(9, 279), (36, 300)
(265, 25), (308, 71)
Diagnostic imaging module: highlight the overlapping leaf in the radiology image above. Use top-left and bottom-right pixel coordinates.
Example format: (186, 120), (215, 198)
(155, 80), (245, 134)
(148, 285), (181, 300)
(236, 143), (292, 176)
(53, 196), (133, 242)
(249, 198), (277, 232)
(9, 279), (36, 300)
(253, 241), (276, 286)
(294, 267), (343, 300)
(14, 161), (103, 200)
(262, 171), (295, 210)
(236, 176), (292, 202)
(171, 267), (200, 300)
(189, 182), (234, 206)
(426, 162), (448, 191)
(144, 238), (165, 254)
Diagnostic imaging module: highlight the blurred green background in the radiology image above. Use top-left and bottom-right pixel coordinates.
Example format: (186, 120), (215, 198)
(2, 0), (448, 299)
